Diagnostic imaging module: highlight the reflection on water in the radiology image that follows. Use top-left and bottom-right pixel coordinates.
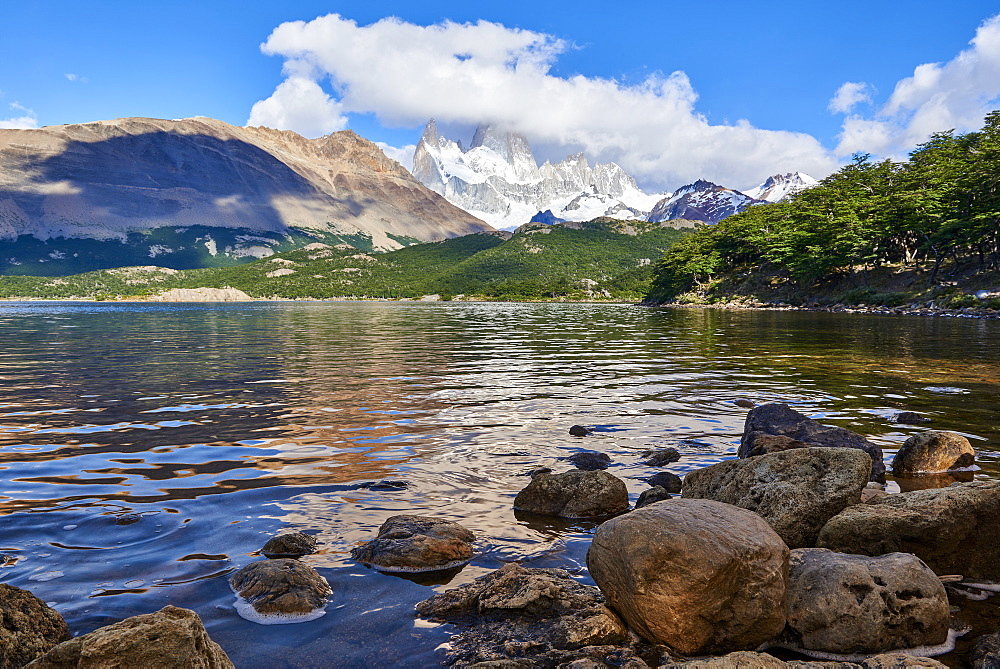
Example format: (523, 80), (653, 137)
(0, 302), (997, 667)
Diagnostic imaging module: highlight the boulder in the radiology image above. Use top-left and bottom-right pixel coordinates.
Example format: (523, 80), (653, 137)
(0, 584), (69, 667)
(513, 470), (629, 518)
(641, 448), (680, 466)
(351, 515), (474, 573)
(646, 471), (682, 493)
(416, 564), (628, 666)
(660, 651), (850, 667)
(635, 487), (671, 508)
(261, 531), (317, 558)
(569, 425), (591, 437)
(229, 559), (331, 623)
(681, 448), (870, 548)
(971, 632), (1000, 669)
(783, 549), (949, 654)
(817, 480), (1000, 580)
(587, 499), (789, 655)
(26, 605), (232, 668)
(739, 404), (885, 482)
(891, 412), (930, 425)
(567, 452), (612, 471)
(891, 431), (976, 476)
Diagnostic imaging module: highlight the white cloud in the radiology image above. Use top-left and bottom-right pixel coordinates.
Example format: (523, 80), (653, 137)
(248, 14), (838, 190)
(64, 73), (89, 83)
(835, 14), (1000, 157)
(0, 102), (38, 129)
(247, 76), (347, 138)
(829, 82), (873, 114)
(375, 142), (416, 169)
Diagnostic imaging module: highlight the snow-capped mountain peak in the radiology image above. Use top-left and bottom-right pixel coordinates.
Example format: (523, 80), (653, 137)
(743, 172), (818, 203)
(648, 180), (761, 224)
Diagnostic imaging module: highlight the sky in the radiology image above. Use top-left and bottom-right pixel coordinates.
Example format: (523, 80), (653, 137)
(2, 1), (1000, 191)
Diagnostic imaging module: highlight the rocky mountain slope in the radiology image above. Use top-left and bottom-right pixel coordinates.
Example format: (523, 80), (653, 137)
(412, 120), (663, 230)
(0, 117), (492, 274)
(647, 180), (763, 224)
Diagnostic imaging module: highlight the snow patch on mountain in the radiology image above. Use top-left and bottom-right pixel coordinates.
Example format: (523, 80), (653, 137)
(648, 180), (763, 225)
(743, 171), (818, 202)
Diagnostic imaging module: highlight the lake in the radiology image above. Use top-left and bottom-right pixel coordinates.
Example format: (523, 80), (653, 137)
(0, 301), (997, 667)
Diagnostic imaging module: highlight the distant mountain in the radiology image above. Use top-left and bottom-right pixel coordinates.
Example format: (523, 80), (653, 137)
(0, 117), (491, 275)
(411, 120), (664, 230)
(647, 180), (763, 225)
(743, 172), (818, 202)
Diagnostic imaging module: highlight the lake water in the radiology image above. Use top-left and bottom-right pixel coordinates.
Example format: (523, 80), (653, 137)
(0, 301), (997, 667)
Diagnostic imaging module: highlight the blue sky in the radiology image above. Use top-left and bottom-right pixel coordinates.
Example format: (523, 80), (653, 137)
(3, 1), (1000, 190)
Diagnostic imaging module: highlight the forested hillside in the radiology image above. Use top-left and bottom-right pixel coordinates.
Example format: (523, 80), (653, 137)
(648, 112), (1000, 308)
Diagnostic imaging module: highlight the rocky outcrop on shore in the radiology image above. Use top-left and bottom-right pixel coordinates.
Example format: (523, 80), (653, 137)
(0, 584), (69, 667)
(148, 287), (253, 302)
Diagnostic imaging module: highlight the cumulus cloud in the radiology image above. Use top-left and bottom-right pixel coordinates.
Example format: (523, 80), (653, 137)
(829, 82), (874, 114)
(247, 76), (348, 138)
(835, 14), (1000, 157)
(247, 14), (838, 190)
(0, 102), (38, 129)
(375, 142), (416, 168)
(64, 73), (89, 83)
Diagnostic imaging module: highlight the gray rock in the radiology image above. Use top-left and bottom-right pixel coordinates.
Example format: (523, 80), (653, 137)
(569, 425), (591, 437)
(261, 531), (317, 558)
(891, 412), (930, 425)
(26, 605), (232, 668)
(971, 631), (1000, 669)
(641, 448), (680, 466)
(351, 515), (475, 572)
(646, 471), (682, 493)
(229, 559), (331, 621)
(682, 448), (870, 548)
(587, 499), (788, 655)
(635, 487), (671, 508)
(891, 431), (976, 476)
(739, 403), (885, 483)
(513, 470), (629, 518)
(783, 549), (949, 654)
(567, 452), (612, 470)
(817, 480), (1000, 580)
(0, 584), (69, 668)
(416, 563), (628, 666)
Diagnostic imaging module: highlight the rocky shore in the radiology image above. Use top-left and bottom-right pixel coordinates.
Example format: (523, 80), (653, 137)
(1, 403), (997, 667)
(649, 300), (1000, 319)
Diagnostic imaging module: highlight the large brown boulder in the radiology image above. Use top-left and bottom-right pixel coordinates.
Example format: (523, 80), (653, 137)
(587, 499), (789, 655)
(783, 549), (949, 654)
(350, 515), (475, 572)
(817, 480), (1000, 579)
(513, 470), (629, 518)
(26, 605), (232, 668)
(0, 584), (69, 668)
(891, 431), (976, 477)
(229, 559), (331, 623)
(740, 404), (885, 482)
(681, 447), (869, 548)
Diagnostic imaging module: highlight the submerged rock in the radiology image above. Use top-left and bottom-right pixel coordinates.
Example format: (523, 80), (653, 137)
(567, 451), (612, 470)
(641, 448), (680, 466)
(114, 513), (142, 525)
(415, 563), (630, 666)
(740, 403), (885, 482)
(229, 559), (331, 623)
(0, 584), (69, 667)
(587, 499), (788, 655)
(646, 471), (682, 493)
(358, 479), (409, 490)
(783, 549), (949, 654)
(513, 470), (629, 518)
(635, 487), (672, 508)
(569, 425), (591, 437)
(891, 431), (976, 476)
(261, 532), (317, 558)
(734, 399), (756, 409)
(891, 412), (930, 425)
(817, 480), (1000, 580)
(971, 632), (1000, 669)
(351, 515), (475, 573)
(681, 447), (870, 548)
(26, 605), (232, 668)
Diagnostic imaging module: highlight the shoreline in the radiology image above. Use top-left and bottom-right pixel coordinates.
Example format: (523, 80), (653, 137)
(645, 299), (1000, 319)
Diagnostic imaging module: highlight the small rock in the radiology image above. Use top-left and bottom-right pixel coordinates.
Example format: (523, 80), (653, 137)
(646, 471), (682, 493)
(567, 452), (612, 471)
(0, 584), (70, 667)
(229, 559), (331, 623)
(892, 431), (976, 476)
(641, 448), (680, 466)
(587, 499), (788, 655)
(783, 549), (949, 654)
(569, 425), (591, 437)
(513, 470), (629, 518)
(351, 515), (475, 573)
(26, 605), (232, 668)
(261, 532), (317, 558)
(358, 479), (409, 490)
(734, 399), (756, 409)
(861, 654), (947, 668)
(115, 513), (142, 525)
(682, 447), (870, 548)
(527, 467), (552, 478)
(635, 487), (671, 508)
(891, 412), (930, 425)
(971, 631), (1000, 669)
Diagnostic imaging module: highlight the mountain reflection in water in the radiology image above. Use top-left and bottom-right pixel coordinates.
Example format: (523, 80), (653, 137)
(0, 301), (996, 667)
